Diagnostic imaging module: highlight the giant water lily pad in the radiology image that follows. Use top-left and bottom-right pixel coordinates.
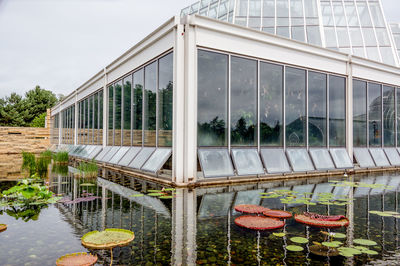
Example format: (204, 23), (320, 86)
(263, 210), (292, 219)
(322, 241), (342, 248)
(234, 215), (284, 230)
(295, 214), (349, 228)
(290, 237), (309, 244)
(234, 204), (269, 214)
(56, 252), (97, 266)
(81, 228), (135, 249)
(338, 247), (362, 257)
(0, 224), (7, 232)
(309, 244), (339, 257)
(353, 239), (377, 246)
(286, 245), (304, 252)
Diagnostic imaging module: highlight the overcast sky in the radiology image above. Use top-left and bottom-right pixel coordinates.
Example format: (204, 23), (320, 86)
(0, 0), (399, 99)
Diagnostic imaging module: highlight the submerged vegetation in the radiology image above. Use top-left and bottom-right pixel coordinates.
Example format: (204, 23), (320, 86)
(76, 161), (98, 178)
(21, 150), (60, 178)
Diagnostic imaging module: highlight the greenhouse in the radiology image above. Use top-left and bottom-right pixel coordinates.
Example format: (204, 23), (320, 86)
(50, 0), (400, 186)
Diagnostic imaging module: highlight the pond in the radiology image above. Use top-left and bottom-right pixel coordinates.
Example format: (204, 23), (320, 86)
(1, 170), (400, 265)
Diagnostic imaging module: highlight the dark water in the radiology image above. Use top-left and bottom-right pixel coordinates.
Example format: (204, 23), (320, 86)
(1, 171), (400, 265)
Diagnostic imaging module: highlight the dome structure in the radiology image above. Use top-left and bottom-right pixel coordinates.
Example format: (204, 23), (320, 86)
(181, 0), (399, 66)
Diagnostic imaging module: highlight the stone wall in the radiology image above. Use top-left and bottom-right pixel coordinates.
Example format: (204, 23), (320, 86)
(0, 126), (50, 180)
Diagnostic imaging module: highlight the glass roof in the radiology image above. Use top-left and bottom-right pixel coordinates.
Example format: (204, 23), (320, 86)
(353, 148), (375, 168)
(181, 0), (399, 66)
(369, 148), (390, 167)
(129, 147), (156, 169)
(309, 149), (335, 170)
(141, 148), (172, 173)
(198, 149), (235, 178)
(385, 148), (400, 166)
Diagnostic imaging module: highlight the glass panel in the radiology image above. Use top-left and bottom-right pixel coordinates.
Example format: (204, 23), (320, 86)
(287, 184), (314, 207)
(262, 0), (274, 17)
(232, 190), (264, 214)
(94, 94), (98, 144)
(84, 98), (88, 144)
(398, 89), (400, 147)
(108, 85), (114, 145)
(261, 187), (288, 209)
(198, 149), (235, 178)
(349, 27), (363, 47)
(99, 91), (103, 145)
(311, 183), (333, 202)
(324, 27), (337, 47)
(100, 146), (121, 163)
(262, 18), (274, 28)
(276, 26), (290, 38)
(291, 26), (305, 42)
(354, 176), (374, 197)
(353, 148), (375, 168)
(366, 47), (380, 62)
(118, 147), (141, 167)
(357, 2), (372, 27)
(353, 80), (367, 147)
(375, 28), (390, 46)
(144, 62), (157, 146)
(276, 0), (289, 17)
(141, 148), (172, 173)
(285, 67), (306, 146)
(286, 149), (315, 172)
(368, 2), (385, 27)
(384, 148), (400, 166)
(109, 146), (130, 165)
(370, 175), (389, 195)
(158, 53), (173, 147)
(133, 70), (143, 146)
(336, 27), (350, 47)
(304, 0), (317, 17)
(308, 71), (327, 147)
(309, 149), (335, 170)
(87, 146), (103, 160)
(231, 149), (264, 176)
(306, 26), (322, 46)
(329, 148), (353, 169)
(362, 28), (377, 46)
(260, 148), (291, 173)
(89, 97), (93, 144)
(248, 17), (261, 29)
(129, 147), (156, 169)
(332, 2), (346, 27)
(95, 146), (113, 161)
(123, 76), (132, 146)
(231, 56), (257, 146)
(329, 75), (346, 147)
(332, 185), (351, 200)
(383, 86), (395, 146)
(114, 81), (122, 146)
(197, 50), (228, 146)
(236, 0), (248, 17)
(290, 0), (303, 17)
(260, 62), (283, 146)
(369, 148), (390, 167)
(368, 83), (382, 147)
(321, 2), (334, 26)
(198, 193), (234, 218)
(345, 2), (359, 27)
(249, 0), (261, 16)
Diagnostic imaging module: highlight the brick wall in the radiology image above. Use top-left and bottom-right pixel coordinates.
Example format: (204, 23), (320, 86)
(0, 126), (50, 180)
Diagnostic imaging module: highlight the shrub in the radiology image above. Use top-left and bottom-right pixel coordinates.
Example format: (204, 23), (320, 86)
(21, 152), (36, 176)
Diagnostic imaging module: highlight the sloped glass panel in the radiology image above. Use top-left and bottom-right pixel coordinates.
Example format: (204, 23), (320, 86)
(198, 192), (234, 218)
(344, 2), (359, 27)
(336, 27), (350, 47)
(369, 148), (390, 167)
(307, 26), (322, 46)
(100, 146), (121, 163)
(94, 146), (113, 161)
(69, 145), (82, 156)
(368, 2), (385, 27)
(366, 47), (380, 62)
(325, 27), (337, 47)
(263, 0), (274, 17)
(198, 149), (235, 178)
(353, 148), (375, 168)
(384, 148), (400, 166)
(286, 149), (314, 172)
(87, 146), (102, 160)
(309, 149), (335, 170)
(370, 175), (388, 195)
(75, 145), (88, 157)
(260, 149), (291, 174)
(79, 145), (96, 158)
(357, 2), (373, 27)
(118, 147), (141, 167)
(141, 148), (172, 173)
(231, 149), (264, 176)
(109, 146), (130, 165)
(311, 183), (333, 202)
(380, 47), (395, 66)
(329, 148), (353, 169)
(292, 26), (305, 42)
(129, 147), (156, 169)
(232, 189), (264, 214)
(349, 27), (363, 47)
(354, 177), (374, 197)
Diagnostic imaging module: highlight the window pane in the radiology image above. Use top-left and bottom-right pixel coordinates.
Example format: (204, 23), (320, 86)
(236, 0), (248, 16)
(198, 149), (235, 178)
(144, 62), (157, 146)
(308, 72), (327, 147)
(304, 0), (317, 17)
(321, 2), (334, 26)
(231, 56), (257, 146)
(385, 148), (400, 166)
(260, 148), (291, 173)
(277, 26), (290, 38)
(349, 27), (363, 47)
(362, 28), (377, 46)
(336, 27), (350, 47)
(353, 80), (367, 147)
(353, 148), (375, 168)
(114, 81), (122, 146)
(330, 148), (353, 169)
(291, 26), (305, 42)
(357, 2), (372, 27)
(108, 85), (113, 145)
(263, 0), (274, 17)
(366, 47), (380, 62)
(84, 98), (88, 144)
(380, 47), (395, 66)
(286, 149), (314, 171)
(89, 96), (93, 144)
(332, 2), (346, 27)
(290, 0), (303, 17)
(329, 75), (346, 147)
(123, 76), (132, 146)
(249, 0), (261, 16)
(198, 50), (228, 146)
(307, 26), (322, 46)
(324, 27), (337, 48)
(383, 86), (395, 146)
(276, 0), (289, 17)
(309, 149), (335, 170)
(99, 91), (103, 145)
(129, 147), (156, 169)
(133, 70), (143, 146)
(260, 62), (283, 146)
(158, 53), (173, 147)
(398, 89), (400, 146)
(368, 83), (382, 147)
(94, 94), (98, 144)
(370, 148), (390, 167)
(285, 67), (306, 146)
(345, 2), (359, 27)
(142, 148), (172, 173)
(368, 2), (385, 27)
(231, 149), (264, 175)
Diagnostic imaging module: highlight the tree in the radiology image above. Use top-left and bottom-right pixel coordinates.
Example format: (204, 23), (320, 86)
(0, 93), (26, 126)
(23, 86), (57, 125)
(30, 112), (47, 128)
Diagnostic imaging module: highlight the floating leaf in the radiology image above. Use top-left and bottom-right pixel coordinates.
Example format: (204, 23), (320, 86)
(56, 252), (97, 266)
(147, 193), (165, 197)
(273, 232), (286, 237)
(362, 249), (378, 255)
(331, 233), (346, 239)
(130, 194), (144, 197)
(290, 237), (309, 244)
(353, 239), (377, 246)
(0, 224), (7, 232)
(147, 190), (162, 192)
(80, 183), (95, 187)
(234, 215), (285, 230)
(234, 204), (269, 214)
(322, 241), (342, 248)
(159, 196), (174, 199)
(163, 188), (176, 191)
(286, 245), (304, 252)
(81, 229), (135, 249)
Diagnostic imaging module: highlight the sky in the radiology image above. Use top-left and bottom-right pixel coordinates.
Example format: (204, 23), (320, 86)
(0, 0), (399, 99)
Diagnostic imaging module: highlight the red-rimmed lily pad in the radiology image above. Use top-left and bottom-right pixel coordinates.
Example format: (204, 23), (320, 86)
(234, 204), (269, 214)
(234, 215), (285, 230)
(0, 224), (7, 232)
(263, 209), (292, 219)
(295, 214), (349, 228)
(56, 252), (97, 266)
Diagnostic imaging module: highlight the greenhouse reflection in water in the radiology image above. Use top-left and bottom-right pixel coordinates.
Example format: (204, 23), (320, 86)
(2, 170), (400, 265)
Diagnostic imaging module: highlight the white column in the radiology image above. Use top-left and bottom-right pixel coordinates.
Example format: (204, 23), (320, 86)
(103, 68), (108, 147)
(346, 55), (353, 157)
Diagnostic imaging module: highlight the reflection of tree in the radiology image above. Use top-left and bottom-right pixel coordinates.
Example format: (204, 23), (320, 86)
(133, 84), (143, 130)
(159, 81), (173, 131)
(198, 117), (226, 146)
(231, 116), (255, 145)
(5, 205), (47, 222)
(260, 121), (281, 144)
(123, 81), (131, 130)
(114, 84), (122, 130)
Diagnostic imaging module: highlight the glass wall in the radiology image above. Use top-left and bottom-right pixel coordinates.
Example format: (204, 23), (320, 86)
(308, 71), (326, 146)
(353, 80), (367, 146)
(383, 86), (395, 147)
(329, 75), (346, 147)
(59, 105), (75, 144)
(158, 53), (173, 147)
(133, 70), (143, 146)
(114, 81), (122, 146)
(108, 85), (114, 145)
(368, 83), (382, 147)
(144, 62), (157, 146)
(230, 56), (257, 146)
(197, 50), (228, 146)
(285, 67), (306, 147)
(259, 62), (283, 146)
(123, 76), (132, 146)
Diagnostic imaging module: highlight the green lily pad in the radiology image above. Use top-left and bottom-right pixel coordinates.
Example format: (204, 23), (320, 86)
(130, 194), (144, 197)
(353, 239), (377, 246)
(322, 241), (342, 248)
(159, 196), (174, 199)
(81, 228), (135, 249)
(286, 245), (304, 252)
(147, 193), (165, 197)
(290, 237), (309, 244)
(273, 233), (286, 237)
(147, 189), (162, 192)
(331, 233), (346, 239)
(362, 249), (378, 255)
(163, 188), (176, 191)
(338, 247), (362, 257)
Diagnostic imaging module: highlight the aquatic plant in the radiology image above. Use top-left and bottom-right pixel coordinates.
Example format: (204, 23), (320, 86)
(76, 161), (98, 178)
(54, 151), (69, 164)
(272, 232), (286, 237)
(309, 244), (339, 257)
(263, 210), (292, 219)
(286, 245), (303, 252)
(40, 150), (53, 165)
(21, 151), (36, 176)
(52, 164), (69, 175)
(369, 210), (400, 217)
(0, 224), (7, 232)
(234, 215), (285, 230)
(5, 205), (46, 222)
(234, 204), (269, 214)
(56, 252), (97, 266)
(353, 239), (377, 246)
(294, 214), (349, 228)
(290, 237), (309, 244)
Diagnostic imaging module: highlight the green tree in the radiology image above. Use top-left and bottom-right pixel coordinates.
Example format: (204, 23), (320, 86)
(0, 93), (26, 126)
(29, 112), (47, 128)
(22, 86), (57, 125)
